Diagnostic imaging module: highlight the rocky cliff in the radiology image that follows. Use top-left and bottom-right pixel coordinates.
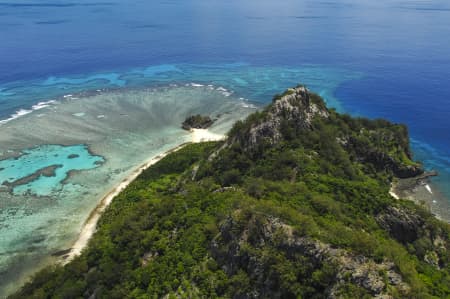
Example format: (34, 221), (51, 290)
(230, 86), (329, 149)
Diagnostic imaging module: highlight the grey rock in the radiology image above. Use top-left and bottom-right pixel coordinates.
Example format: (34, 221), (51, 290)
(231, 86), (329, 149)
(376, 206), (424, 244)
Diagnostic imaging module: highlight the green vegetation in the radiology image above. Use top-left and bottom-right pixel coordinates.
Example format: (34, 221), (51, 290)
(12, 88), (450, 299)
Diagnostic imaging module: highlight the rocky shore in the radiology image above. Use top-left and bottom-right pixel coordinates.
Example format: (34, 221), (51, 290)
(182, 114), (215, 130)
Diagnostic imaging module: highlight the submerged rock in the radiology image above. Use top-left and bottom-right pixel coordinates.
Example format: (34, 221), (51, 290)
(2, 164), (62, 191)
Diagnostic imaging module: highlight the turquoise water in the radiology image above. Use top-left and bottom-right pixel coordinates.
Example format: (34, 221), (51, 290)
(0, 145), (103, 196)
(0, 63), (360, 115)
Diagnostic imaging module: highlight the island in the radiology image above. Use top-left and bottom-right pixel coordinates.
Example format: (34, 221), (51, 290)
(182, 114), (214, 130)
(12, 86), (450, 298)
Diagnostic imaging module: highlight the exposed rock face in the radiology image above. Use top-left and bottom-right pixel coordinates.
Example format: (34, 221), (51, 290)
(376, 206), (449, 269)
(211, 214), (409, 298)
(393, 164), (424, 179)
(352, 146), (423, 178)
(232, 86), (329, 149)
(376, 206), (424, 244)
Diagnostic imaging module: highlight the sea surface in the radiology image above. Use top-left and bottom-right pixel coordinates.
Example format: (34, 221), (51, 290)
(1, 0), (450, 296)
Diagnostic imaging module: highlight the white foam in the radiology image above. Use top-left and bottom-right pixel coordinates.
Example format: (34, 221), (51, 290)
(241, 103), (257, 109)
(63, 94), (73, 98)
(190, 83), (204, 87)
(97, 115), (105, 119)
(0, 109), (32, 125)
(215, 86), (233, 97)
(31, 100), (55, 111)
(0, 99), (58, 125)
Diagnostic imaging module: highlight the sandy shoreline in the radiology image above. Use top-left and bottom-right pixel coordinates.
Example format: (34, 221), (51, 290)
(63, 129), (225, 263)
(389, 178), (449, 223)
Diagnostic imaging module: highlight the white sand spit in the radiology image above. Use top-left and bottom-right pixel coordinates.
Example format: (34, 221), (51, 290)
(191, 128), (225, 142)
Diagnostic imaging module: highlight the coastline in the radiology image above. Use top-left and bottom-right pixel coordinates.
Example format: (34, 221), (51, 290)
(63, 129), (225, 263)
(389, 171), (450, 222)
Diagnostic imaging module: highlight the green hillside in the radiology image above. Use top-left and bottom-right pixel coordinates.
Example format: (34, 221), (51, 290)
(12, 87), (450, 299)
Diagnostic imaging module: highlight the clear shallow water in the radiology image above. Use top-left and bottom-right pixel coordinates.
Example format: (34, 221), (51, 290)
(1, 0), (450, 296)
(0, 144), (104, 196)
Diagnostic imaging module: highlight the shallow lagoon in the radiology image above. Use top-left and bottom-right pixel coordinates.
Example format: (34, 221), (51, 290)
(0, 144), (104, 196)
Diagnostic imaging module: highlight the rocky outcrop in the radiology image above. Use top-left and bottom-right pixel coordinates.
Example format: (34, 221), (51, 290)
(376, 206), (424, 244)
(353, 147), (424, 178)
(376, 206), (449, 269)
(393, 164), (424, 179)
(211, 213), (409, 298)
(228, 86), (422, 180)
(231, 86), (329, 149)
(182, 114), (214, 130)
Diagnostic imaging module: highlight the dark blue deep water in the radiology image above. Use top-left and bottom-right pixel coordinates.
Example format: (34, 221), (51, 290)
(1, 0), (450, 238)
